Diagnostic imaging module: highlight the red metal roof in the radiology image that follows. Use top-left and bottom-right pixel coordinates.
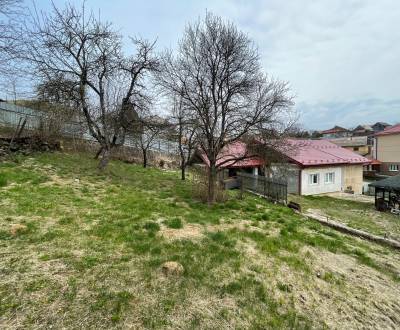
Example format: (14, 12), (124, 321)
(374, 123), (400, 136)
(282, 139), (370, 166)
(199, 139), (370, 169)
(199, 141), (264, 169)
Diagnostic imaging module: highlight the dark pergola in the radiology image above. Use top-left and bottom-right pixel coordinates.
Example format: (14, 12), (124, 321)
(369, 176), (400, 213)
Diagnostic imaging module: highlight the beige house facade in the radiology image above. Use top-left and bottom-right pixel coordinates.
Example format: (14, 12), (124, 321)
(374, 124), (400, 176)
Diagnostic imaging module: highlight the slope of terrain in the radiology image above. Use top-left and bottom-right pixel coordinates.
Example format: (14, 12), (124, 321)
(0, 153), (399, 329)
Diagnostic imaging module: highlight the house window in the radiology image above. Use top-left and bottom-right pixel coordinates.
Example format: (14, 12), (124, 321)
(389, 164), (399, 172)
(354, 147), (359, 151)
(324, 172), (335, 184)
(309, 173), (319, 185)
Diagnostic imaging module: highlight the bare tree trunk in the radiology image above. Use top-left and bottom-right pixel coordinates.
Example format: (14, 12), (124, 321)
(181, 162), (186, 180)
(208, 164), (217, 205)
(179, 148), (186, 180)
(94, 146), (103, 159)
(143, 148), (148, 168)
(98, 147), (111, 170)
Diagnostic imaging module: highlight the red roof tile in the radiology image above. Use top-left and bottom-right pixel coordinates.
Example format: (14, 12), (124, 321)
(374, 123), (400, 136)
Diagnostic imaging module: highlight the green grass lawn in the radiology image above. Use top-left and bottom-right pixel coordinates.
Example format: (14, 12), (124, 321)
(0, 152), (399, 329)
(289, 194), (400, 241)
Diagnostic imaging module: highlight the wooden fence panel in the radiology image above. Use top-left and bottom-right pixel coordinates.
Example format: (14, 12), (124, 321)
(238, 172), (287, 204)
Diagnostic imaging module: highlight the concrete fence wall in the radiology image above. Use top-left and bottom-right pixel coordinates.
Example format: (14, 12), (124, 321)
(0, 102), (178, 156)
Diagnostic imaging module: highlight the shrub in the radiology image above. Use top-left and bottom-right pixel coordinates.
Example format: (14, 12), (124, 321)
(143, 221), (160, 232)
(277, 282), (292, 293)
(0, 174), (8, 187)
(190, 167), (227, 203)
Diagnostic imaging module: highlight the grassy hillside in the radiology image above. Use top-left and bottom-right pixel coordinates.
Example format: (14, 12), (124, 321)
(0, 153), (399, 329)
(290, 194), (400, 241)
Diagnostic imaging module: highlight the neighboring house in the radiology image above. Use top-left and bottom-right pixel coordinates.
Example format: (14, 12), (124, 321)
(373, 123), (400, 176)
(320, 126), (350, 139)
(371, 122), (391, 133)
(193, 139), (369, 195)
(363, 158), (382, 178)
(270, 139), (369, 195)
(352, 124), (373, 136)
(328, 136), (371, 156)
(191, 141), (264, 178)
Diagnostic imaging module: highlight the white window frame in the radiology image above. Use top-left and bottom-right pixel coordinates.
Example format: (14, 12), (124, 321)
(324, 172), (335, 184)
(389, 164), (399, 172)
(309, 173), (319, 185)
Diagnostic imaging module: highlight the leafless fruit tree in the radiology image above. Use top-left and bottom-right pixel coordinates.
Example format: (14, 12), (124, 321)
(0, 0), (23, 69)
(0, 0), (28, 99)
(170, 92), (198, 180)
(135, 113), (170, 168)
(158, 13), (294, 204)
(24, 3), (158, 169)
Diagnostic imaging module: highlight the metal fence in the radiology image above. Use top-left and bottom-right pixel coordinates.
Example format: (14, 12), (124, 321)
(238, 172), (287, 204)
(0, 102), (178, 155)
(0, 102), (43, 131)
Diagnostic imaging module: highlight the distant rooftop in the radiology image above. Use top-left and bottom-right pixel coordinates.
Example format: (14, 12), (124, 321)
(353, 124), (372, 132)
(328, 136), (368, 147)
(320, 125), (348, 134)
(374, 123), (400, 137)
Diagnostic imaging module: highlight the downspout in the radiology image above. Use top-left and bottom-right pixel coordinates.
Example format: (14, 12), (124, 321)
(298, 167), (302, 195)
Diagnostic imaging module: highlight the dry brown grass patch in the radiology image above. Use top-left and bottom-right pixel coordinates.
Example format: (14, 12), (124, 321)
(10, 223), (27, 236)
(159, 224), (204, 241)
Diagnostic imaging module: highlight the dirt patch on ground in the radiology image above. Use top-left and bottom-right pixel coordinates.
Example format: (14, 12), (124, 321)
(9, 224), (27, 236)
(159, 224), (204, 240)
(159, 220), (271, 241)
(206, 220), (268, 234)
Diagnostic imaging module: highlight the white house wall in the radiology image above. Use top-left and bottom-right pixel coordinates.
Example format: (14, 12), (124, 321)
(301, 167), (342, 195)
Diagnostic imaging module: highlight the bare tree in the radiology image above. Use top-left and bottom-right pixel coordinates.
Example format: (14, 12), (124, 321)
(136, 113), (169, 168)
(0, 0), (28, 100)
(0, 0), (23, 69)
(24, 3), (158, 169)
(158, 13), (293, 204)
(36, 74), (81, 109)
(170, 92), (198, 180)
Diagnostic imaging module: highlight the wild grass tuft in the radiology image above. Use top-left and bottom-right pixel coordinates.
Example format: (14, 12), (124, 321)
(165, 217), (183, 229)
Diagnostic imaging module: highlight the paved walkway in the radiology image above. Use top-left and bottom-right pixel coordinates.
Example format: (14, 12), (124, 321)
(323, 192), (374, 204)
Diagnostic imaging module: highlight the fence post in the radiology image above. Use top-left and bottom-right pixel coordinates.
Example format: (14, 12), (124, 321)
(239, 175), (244, 199)
(263, 176), (266, 198)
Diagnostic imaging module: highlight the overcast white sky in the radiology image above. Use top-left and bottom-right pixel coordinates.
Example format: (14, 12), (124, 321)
(34, 0), (400, 130)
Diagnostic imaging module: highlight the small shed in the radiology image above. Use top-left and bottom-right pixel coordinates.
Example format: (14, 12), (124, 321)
(369, 175), (400, 212)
